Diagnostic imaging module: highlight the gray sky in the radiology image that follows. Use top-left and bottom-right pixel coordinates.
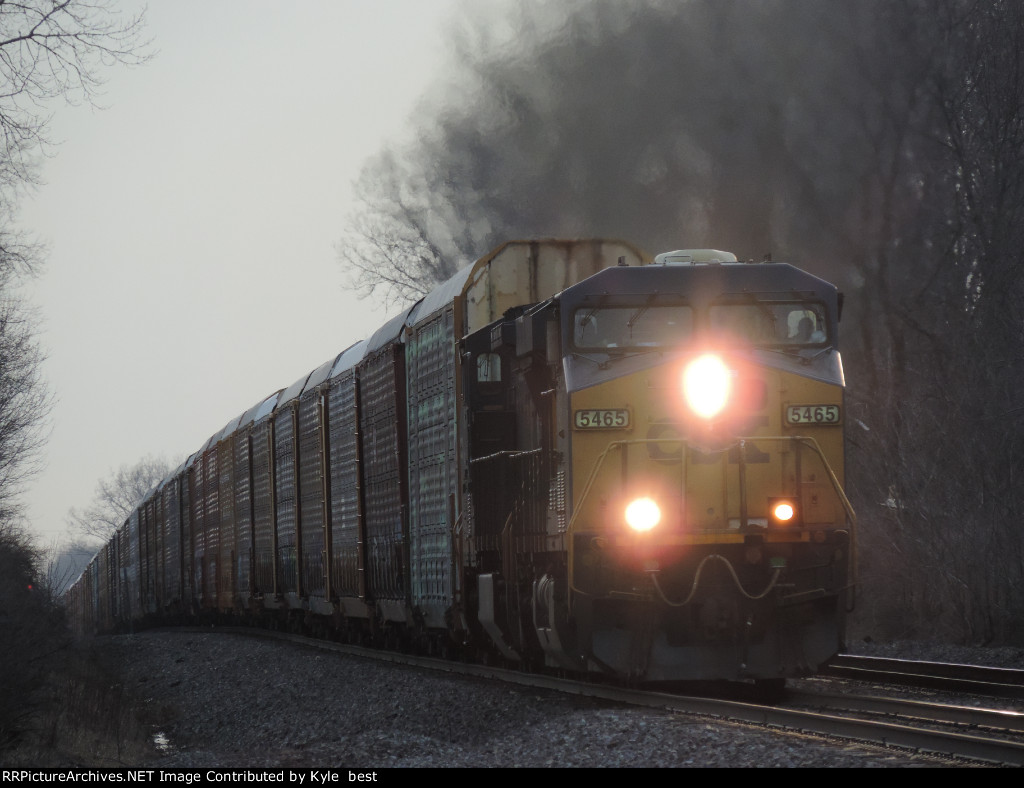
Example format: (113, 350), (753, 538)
(18, 0), (462, 546)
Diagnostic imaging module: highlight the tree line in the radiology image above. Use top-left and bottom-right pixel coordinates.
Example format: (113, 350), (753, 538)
(340, 0), (1024, 645)
(0, 0), (148, 757)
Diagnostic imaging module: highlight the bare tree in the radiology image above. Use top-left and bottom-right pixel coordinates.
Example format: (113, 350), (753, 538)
(66, 455), (175, 542)
(0, 280), (51, 526)
(0, 0), (151, 186)
(0, 1), (150, 531)
(0, 1), (151, 758)
(340, 151), (468, 304)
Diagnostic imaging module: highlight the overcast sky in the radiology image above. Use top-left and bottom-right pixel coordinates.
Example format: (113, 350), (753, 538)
(18, 0), (465, 547)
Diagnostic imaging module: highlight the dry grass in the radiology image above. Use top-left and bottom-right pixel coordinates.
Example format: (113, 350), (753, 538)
(2, 638), (163, 767)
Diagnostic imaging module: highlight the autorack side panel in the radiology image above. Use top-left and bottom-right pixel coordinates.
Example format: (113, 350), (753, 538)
(127, 510), (140, 622)
(245, 391), (280, 602)
(84, 557), (97, 635)
(116, 520), (127, 625)
(203, 439), (221, 610)
(138, 499), (150, 614)
(274, 372), (310, 601)
(233, 424), (253, 607)
(114, 522), (126, 624)
(161, 472), (183, 611)
(296, 357), (338, 605)
(188, 452), (205, 607)
(94, 545), (108, 634)
(105, 540), (117, 631)
(327, 342), (367, 607)
(149, 493), (161, 612)
(140, 494), (157, 614)
(231, 393), (273, 608)
(120, 511), (132, 622)
(91, 558), (100, 634)
(405, 302), (459, 629)
(358, 307), (418, 616)
(153, 489), (166, 613)
(252, 415), (276, 599)
(217, 433), (236, 612)
(274, 407), (298, 596)
(88, 545), (100, 634)
(359, 345), (407, 608)
(179, 455), (195, 613)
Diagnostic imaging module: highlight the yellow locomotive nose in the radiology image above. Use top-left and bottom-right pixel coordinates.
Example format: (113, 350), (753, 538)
(683, 353), (731, 419)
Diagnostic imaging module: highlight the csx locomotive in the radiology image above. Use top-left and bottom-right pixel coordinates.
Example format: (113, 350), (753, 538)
(66, 239), (855, 685)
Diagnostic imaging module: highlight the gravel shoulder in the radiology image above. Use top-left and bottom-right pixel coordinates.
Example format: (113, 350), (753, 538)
(94, 629), (977, 768)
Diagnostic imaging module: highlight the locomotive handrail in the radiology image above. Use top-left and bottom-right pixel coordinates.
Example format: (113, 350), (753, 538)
(567, 434), (858, 600)
(568, 434), (855, 532)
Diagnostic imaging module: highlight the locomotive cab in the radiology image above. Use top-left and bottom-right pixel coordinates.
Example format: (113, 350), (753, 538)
(555, 254), (854, 682)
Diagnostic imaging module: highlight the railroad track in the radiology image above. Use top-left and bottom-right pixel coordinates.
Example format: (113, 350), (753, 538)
(823, 654), (1024, 699)
(195, 627), (1024, 767)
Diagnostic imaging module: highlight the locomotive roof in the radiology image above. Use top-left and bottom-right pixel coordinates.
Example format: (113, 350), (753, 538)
(561, 261), (838, 307)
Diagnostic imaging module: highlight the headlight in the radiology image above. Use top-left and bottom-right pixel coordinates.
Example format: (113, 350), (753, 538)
(683, 353), (731, 419)
(769, 498), (799, 526)
(625, 497), (661, 532)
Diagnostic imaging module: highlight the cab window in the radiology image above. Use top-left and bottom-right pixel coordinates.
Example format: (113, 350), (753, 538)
(476, 352), (501, 383)
(708, 302), (828, 346)
(573, 305), (694, 350)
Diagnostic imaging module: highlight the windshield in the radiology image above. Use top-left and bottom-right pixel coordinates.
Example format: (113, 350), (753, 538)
(573, 305), (694, 350)
(708, 301), (828, 346)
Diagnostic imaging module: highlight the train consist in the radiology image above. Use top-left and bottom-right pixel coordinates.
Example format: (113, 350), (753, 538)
(65, 239), (855, 684)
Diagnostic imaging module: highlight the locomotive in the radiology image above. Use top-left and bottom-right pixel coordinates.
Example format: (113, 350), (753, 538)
(66, 239), (855, 685)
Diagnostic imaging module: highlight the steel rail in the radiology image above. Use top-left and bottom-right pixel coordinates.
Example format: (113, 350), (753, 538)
(786, 688), (1024, 735)
(825, 655), (1024, 699)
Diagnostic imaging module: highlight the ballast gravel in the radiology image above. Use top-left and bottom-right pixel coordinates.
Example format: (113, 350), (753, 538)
(91, 629), (993, 769)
